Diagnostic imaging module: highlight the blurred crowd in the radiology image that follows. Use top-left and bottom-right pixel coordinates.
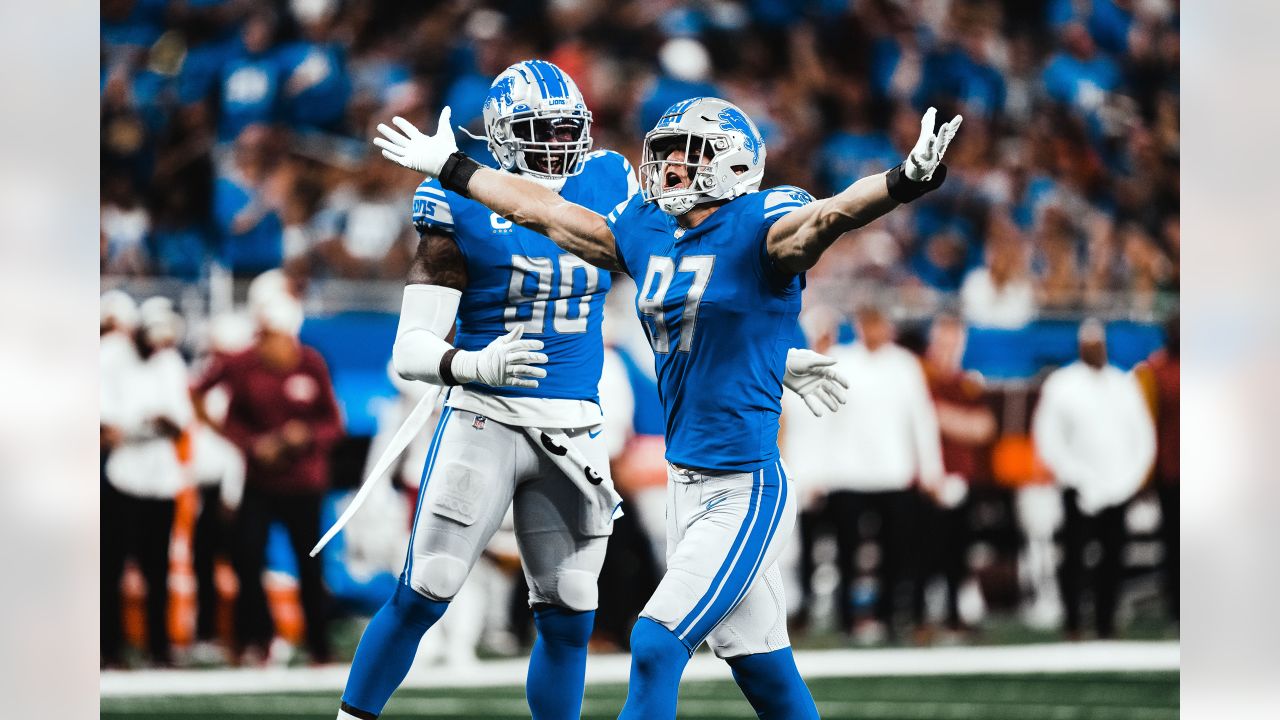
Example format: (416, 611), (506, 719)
(102, 0), (1179, 321)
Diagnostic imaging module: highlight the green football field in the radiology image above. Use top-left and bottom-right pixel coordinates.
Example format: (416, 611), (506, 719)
(101, 672), (1178, 720)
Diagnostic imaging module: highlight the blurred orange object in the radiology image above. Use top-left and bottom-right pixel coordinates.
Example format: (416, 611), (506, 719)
(991, 433), (1052, 488)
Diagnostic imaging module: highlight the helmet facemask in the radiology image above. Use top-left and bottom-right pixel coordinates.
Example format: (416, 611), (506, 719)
(640, 131), (727, 216)
(489, 107), (593, 190)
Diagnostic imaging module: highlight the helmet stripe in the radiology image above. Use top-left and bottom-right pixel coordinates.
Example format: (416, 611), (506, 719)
(523, 60), (552, 98)
(530, 59), (568, 98)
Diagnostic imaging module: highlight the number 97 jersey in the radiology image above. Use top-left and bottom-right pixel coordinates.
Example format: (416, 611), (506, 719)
(411, 150), (638, 403)
(606, 186), (815, 472)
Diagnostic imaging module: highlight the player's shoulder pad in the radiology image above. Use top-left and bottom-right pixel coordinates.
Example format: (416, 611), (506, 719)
(582, 149), (641, 200)
(582, 149), (634, 175)
(411, 177), (455, 234)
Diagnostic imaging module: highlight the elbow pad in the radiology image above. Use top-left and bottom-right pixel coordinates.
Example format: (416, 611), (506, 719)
(392, 284), (463, 384)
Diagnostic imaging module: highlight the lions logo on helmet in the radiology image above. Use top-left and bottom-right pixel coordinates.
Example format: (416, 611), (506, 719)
(481, 60), (593, 191)
(639, 97), (767, 216)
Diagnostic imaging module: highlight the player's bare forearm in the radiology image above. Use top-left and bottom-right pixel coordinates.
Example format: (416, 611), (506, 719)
(766, 172), (899, 274)
(407, 229), (468, 290)
(468, 167), (624, 272)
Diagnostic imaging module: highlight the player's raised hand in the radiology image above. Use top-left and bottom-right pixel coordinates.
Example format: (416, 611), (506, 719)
(783, 348), (850, 417)
(904, 107), (963, 182)
(374, 107), (459, 178)
(454, 325), (549, 389)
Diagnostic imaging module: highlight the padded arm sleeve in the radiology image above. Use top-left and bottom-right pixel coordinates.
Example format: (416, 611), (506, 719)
(392, 284), (463, 385)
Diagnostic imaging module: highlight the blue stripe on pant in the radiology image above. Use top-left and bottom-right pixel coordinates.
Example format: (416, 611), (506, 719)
(674, 464), (786, 648)
(401, 407), (453, 585)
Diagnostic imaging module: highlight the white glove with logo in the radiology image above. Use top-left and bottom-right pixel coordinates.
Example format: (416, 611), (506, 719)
(904, 107), (963, 182)
(451, 326), (549, 389)
(373, 107), (458, 178)
(783, 348), (849, 417)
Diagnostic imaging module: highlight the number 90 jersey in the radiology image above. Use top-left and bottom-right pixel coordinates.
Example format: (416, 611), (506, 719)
(412, 150), (638, 404)
(606, 186), (815, 472)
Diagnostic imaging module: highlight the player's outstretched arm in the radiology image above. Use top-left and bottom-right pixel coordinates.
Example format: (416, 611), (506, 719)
(766, 108), (962, 275)
(373, 109), (624, 272)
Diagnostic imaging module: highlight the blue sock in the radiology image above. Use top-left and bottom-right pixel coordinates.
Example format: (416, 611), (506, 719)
(726, 647), (820, 719)
(526, 606), (595, 720)
(340, 584), (448, 717)
(618, 618), (692, 720)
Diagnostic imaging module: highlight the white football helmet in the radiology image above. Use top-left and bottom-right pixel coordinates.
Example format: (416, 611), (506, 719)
(639, 97), (766, 216)
(482, 60), (593, 191)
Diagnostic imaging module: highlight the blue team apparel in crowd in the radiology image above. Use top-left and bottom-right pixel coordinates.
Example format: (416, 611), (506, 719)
(606, 185), (815, 472)
(412, 150), (637, 403)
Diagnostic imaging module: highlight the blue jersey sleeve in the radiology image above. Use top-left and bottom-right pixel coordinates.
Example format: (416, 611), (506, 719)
(411, 178), (455, 235)
(755, 185), (816, 287)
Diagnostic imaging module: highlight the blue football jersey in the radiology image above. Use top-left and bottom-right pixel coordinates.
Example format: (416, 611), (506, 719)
(411, 150), (638, 403)
(607, 186), (815, 472)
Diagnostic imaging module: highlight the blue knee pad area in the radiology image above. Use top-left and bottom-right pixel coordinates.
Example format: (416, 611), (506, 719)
(727, 647), (820, 720)
(341, 584), (448, 717)
(618, 618), (693, 720)
(526, 606), (596, 720)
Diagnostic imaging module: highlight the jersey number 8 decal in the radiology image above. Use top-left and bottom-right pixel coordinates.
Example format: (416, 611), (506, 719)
(638, 255), (715, 354)
(505, 254), (599, 334)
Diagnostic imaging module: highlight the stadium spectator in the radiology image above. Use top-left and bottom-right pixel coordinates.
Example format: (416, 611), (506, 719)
(1135, 314), (1180, 623)
(188, 312), (255, 660)
(961, 232), (1037, 329)
(197, 293), (343, 664)
(308, 156), (415, 279)
(822, 306), (944, 643)
(101, 174), (151, 276)
(101, 297), (194, 668)
(1033, 319), (1156, 639)
(914, 314), (996, 641)
(277, 0), (352, 134)
(636, 38), (722, 137)
(214, 7), (285, 141)
(212, 125), (287, 276)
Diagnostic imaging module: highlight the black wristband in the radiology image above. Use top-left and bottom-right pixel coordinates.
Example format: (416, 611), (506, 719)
(886, 162), (947, 203)
(438, 151), (483, 198)
(439, 347), (462, 386)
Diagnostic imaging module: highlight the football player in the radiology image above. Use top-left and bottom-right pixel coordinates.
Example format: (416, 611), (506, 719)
(343, 67), (847, 720)
(376, 95), (959, 719)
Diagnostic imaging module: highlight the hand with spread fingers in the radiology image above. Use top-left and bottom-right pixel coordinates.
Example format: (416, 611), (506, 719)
(453, 325), (549, 389)
(784, 348), (850, 417)
(904, 107), (963, 182)
(373, 107), (459, 177)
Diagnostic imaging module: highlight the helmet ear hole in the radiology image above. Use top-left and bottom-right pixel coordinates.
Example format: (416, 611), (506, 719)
(731, 165), (748, 175)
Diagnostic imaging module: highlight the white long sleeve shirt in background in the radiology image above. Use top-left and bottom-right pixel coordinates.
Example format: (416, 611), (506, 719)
(103, 347), (194, 499)
(1032, 361), (1156, 514)
(819, 342), (945, 493)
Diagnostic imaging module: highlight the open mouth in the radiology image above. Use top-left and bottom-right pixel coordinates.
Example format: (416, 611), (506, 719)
(665, 171), (683, 189)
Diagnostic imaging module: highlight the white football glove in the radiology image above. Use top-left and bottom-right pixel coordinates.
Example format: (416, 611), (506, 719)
(373, 107), (458, 178)
(451, 325), (549, 389)
(904, 107), (963, 182)
(783, 348), (850, 417)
